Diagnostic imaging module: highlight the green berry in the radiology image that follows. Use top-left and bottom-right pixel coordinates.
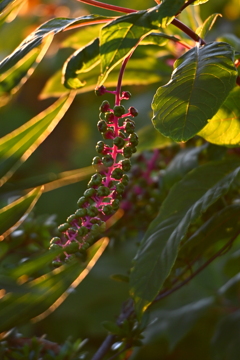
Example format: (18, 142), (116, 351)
(112, 199), (120, 211)
(120, 159), (131, 172)
(121, 174), (129, 186)
(91, 224), (101, 234)
(95, 85), (106, 96)
(58, 223), (70, 232)
(50, 237), (61, 245)
(97, 186), (111, 196)
(113, 136), (125, 149)
(66, 241), (79, 254)
(96, 141), (105, 154)
(49, 243), (62, 251)
(84, 188), (96, 198)
(52, 260), (62, 267)
(88, 173), (103, 187)
(77, 196), (87, 207)
(116, 182), (125, 194)
(103, 205), (114, 215)
(100, 100), (110, 113)
(67, 214), (77, 224)
(124, 119), (135, 134)
(87, 206), (99, 217)
(92, 156), (102, 166)
(129, 133), (139, 146)
(123, 146), (132, 158)
(111, 168), (123, 180)
(97, 120), (108, 133)
(102, 155), (114, 167)
(75, 208), (87, 217)
(113, 105), (125, 117)
(78, 226), (88, 236)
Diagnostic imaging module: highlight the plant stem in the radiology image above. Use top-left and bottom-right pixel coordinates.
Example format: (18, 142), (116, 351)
(91, 335), (116, 360)
(76, 0), (136, 14)
(171, 18), (206, 45)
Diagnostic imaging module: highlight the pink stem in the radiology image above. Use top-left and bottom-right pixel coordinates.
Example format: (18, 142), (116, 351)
(76, 0), (136, 14)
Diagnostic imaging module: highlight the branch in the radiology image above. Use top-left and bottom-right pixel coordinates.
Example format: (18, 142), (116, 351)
(76, 0), (136, 13)
(171, 18), (206, 45)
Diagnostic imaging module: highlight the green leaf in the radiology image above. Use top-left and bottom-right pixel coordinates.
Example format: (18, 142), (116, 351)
(0, 187), (42, 240)
(99, 1), (186, 85)
(145, 298), (213, 351)
(41, 56), (163, 98)
(62, 24), (103, 49)
(130, 159), (240, 316)
(0, 15), (111, 101)
(137, 125), (174, 152)
(152, 42), (237, 142)
(192, 0), (209, 4)
(196, 13), (221, 39)
(212, 309), (240, 360)
(0, 93), (75, 186)
(217, 34), (240, 52)
(0, 237), (109, 332)
(0, 34), (54, 106)
(178, 204), (240, 263)
(0, 0), (26, 26)
(63, 38), (100, 89)
(198, 87), (240, 146)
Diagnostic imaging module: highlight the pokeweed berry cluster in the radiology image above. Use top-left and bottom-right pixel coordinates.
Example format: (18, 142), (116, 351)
(49, 85), (138, 265)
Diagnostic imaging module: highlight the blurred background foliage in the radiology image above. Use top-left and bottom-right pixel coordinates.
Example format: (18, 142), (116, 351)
(0, 0), (240, 359)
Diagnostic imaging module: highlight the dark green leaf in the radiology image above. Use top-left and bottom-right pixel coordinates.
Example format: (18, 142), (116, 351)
(196, 13), (221, 39)
(0, 238), (109, 332)
(0, 93), (75, 185)
(99, 1), (186, 85)
(152, 42), (237, 142)
(0, 0), (26, 26)
(63, 38), (100, 89)
(217, 34), (240, 52)
(0, 187), (42, 240)
(130, 159), (240, 316)
(178, 204), (240, 262)
(212, 309), (240, 360)
(198, 87), (240, 146)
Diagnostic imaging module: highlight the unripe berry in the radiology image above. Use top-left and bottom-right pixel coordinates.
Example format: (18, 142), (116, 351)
(78, 226), (88, 236)
(129, 133), (139, 146)
(97, 186), (111, 196)
(123, 146), (132, 158)
(75, 208), (87, 217)
(100, 100), (110, 113)
(77, 196), (87, 207)
(129, 106), (138, 117)
(58, 223), (70, 232)
(112, 199), (120, 211)
(113, 105), (125, 117)
(115, 182), (125, 194)
(124, 119), (135, 134)
(121, 174), (129, 186)
(105, 112), (115, 123)
(103, 128), (114, 139)
(87, 206), (99, 217)
(84, 188), (96, 198)
(49, 243), (62, 251)
(91, 224), (101, 234)
(66, 241), (79, 254)
(95, 85), (106, 96)
(50, 237), (61, 245)
(102, 155), (114, 167)
(113, 136), (125, 149)
(103, 204), (114, 215)
(96, 141), (105, 154)
(111, 168), (124, 180)
(88, 173), (103, 187)
(121, 91), (131, 100)
(52, 260), (62, 267)
(92, 156), (102, 166)
(67, 214), (77, 224)
(120, 159), (131, 172)
(97, 120), (108, 133)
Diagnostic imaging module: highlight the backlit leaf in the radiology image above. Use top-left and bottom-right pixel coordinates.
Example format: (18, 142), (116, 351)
(196, 13), (221, 39)
(130, 159), (240, 316)
(198, 87), (240, 146)
(0, 0), (26, 26)
(0, 93), (75, 186)
(0, 187), (42, 240)
(152, 42), (237, 142)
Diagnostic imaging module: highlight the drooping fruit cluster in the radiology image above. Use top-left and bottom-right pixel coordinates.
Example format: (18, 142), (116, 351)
(49, 86), (138, 264)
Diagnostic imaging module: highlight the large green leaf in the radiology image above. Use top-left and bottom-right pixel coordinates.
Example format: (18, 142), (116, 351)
(198, 87), (240, 146)
(0, 237), (109, 332)
(0, 93), (75, 186)
(41, 57), (163, 98)
(0, 15), (111, 101)
(152, 42), (237, 142)
(99, 0), (186, 85)
(130, 159), (240, 316)
(0, 187), (42, 240)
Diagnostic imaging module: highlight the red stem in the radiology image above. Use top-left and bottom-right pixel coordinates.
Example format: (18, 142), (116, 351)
(76, 0), (136, 14)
